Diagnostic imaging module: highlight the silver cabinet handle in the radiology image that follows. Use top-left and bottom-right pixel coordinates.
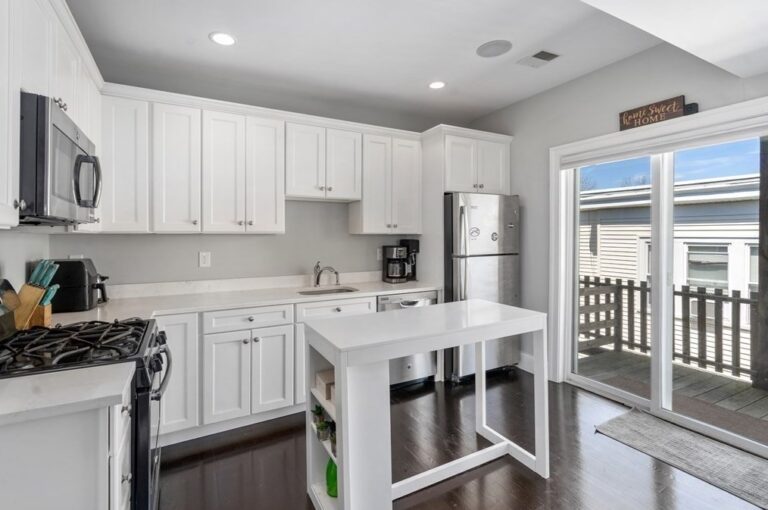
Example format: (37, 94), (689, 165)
(121, 405), (132, 416)
(479, 184), (485, 189)
(334, 307), (342, 312)
(248, 220), (254, 226)
(319, 185), (325, 191)
(242, 339), (249, 344)
(94, 218), (101, 223)
(473, 183), (478, 188)
(192, 219), (198, 225)
(253, 337), (260, 343)
(386, 224), (392, 228)
(327, 186), (333, 191)
(393, 224), (398, 228)
(248, 316), (255, 322)
(238, 220), (244, 226)
(122, 474), (132, 484)
(13, 199), (26, 210)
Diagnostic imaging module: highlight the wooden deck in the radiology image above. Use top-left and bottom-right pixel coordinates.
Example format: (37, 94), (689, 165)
(577, 349), (768, 445)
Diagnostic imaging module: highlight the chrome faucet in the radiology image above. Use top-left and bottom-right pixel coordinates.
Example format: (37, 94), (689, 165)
(313, 261), (340, 287)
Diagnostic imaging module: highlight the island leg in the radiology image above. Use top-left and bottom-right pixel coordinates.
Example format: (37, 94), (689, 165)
(337, 357), (393, 510)
(532, 327), (550, 478)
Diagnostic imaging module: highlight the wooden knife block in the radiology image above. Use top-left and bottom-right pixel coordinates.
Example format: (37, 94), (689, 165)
(14, 285), (46, 330)
(28, 304), (52, 328)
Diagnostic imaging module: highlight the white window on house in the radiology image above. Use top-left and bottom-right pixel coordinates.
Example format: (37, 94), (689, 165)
(687, 245), (729, 290)
(749, 245), (758, 296)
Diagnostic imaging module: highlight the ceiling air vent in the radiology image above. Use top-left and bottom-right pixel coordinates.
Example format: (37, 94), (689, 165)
(517, 50), (560, 69)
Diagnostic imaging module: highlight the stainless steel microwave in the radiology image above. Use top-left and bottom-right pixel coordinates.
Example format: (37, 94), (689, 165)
(19, 92), (102, 225)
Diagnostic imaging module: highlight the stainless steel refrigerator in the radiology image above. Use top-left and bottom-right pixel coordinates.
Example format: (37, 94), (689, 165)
(443, 193), (521, 380)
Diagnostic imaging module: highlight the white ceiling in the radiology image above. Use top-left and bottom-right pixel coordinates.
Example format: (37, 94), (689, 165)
(581, 0), (768, 78)
(66, 0), (659, 128)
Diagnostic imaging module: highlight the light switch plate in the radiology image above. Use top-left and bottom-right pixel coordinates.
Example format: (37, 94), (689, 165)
(199, 251), (211, 268)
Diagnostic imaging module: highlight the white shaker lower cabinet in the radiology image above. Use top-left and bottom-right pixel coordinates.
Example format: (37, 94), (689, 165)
(203, 330), (252, 424)
(152, 103), (202, 232)
(202, 110), (246, 233)
(99, 96), (150, 232)
(154, 313), (199, 435)
(251, 324), (294, 414)
(245, 117), (285, 233)
(203, 324), (294, 425)
(349, 134), (422, 234)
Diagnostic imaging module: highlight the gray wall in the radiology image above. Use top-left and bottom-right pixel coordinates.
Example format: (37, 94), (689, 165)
(470, 43), (768, 357)
(49, 201), (404, 285)
(0, 231), (50, 287)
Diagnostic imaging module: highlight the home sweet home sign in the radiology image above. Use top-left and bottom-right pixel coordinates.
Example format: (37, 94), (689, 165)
(619, 96), (686, 131)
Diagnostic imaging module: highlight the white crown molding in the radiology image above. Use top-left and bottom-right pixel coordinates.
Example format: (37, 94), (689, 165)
(421, 124), (514, 143)
(47, 0), (104, 88)
(101, 82), (423, 140)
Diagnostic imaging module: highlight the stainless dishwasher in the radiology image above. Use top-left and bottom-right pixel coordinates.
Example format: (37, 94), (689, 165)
(377, 290), (439, 386)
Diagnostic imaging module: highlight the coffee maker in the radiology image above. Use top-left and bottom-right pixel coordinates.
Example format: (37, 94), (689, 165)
(382, 239), (419, 284)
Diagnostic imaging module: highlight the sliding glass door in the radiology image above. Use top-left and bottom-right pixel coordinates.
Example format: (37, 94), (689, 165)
(567, 135), (768, 456)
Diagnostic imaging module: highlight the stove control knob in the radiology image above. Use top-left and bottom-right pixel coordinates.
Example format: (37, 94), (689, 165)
(121, 405), (132, 416)
(150, 357), (163, 372)
(122, 473), (132, 484)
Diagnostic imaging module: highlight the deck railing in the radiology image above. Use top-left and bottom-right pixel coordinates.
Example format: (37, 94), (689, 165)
(578, 276), (761, 385)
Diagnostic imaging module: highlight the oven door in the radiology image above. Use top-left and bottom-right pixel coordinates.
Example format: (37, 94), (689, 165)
(47, 106), (101, 223)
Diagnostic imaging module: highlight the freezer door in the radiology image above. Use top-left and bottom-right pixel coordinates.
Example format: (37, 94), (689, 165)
(450, 193), (519, 256)
(450, 254), (521, 377)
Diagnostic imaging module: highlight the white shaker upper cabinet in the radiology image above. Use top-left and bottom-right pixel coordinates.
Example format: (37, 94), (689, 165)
(353, 134), (392, 233)
(202, 110), (246, 233)
(0, 0), (17, 228)
(152, 103), (202, 232)
(286, 123), (326, 199)
(477, 140), (509, 194)
(99, 96), (150, 232)
(14, 0), (52, 97)
(391, 138), (422, 234)
(245, 116), (285, 233)
(325, 128), (362, 200)
(444, 135), (477, 193)
(251, 324), (294, 414)
(50, 23), (79, 122)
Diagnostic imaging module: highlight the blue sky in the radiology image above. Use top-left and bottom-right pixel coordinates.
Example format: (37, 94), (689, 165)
(580, 138), (760, 190)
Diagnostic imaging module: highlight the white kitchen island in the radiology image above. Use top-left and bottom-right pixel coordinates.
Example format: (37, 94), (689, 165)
(303, 298), (549, 510)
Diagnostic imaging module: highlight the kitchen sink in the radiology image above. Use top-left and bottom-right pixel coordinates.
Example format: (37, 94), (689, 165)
(298, 286), (359, 296)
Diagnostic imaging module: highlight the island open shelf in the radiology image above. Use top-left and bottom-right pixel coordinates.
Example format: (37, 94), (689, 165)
(303, 298), (550, 510)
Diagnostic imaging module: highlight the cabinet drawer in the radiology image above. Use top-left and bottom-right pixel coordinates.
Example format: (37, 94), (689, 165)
(203, 304), (293, 334)
(295, 297), (376, 323)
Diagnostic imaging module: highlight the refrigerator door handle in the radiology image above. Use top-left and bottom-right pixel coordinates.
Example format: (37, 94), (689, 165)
(459, 204), (468, 255)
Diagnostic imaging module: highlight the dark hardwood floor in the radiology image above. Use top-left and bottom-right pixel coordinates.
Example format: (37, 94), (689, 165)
(159, 372), (758, 510)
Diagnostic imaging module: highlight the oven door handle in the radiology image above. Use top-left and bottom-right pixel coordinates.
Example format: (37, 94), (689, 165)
(151, 344), (172, 402)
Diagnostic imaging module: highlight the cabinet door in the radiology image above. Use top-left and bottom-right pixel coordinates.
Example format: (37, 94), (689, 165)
(294, 324), (307, 405)
(99, 96), (149, 232)
(0, 0), (17, 228)
(51, 23), (79, 121)
(325, 129), (361, 200)
(202, 110), (246, 232)
(203, 330), (251, 424)
(245, 117), (285, 233)
(154, 313), (199, 435)
(15, 0), (52, 96)
(360, 134), (392, 233)
(391, 138), (422, 234)
(477, 140), (509, 194)
(152, 103), (202, 232)
(444, 135), (477, 192)
(285, 123), (325, 199)
(251, 324), (294, 414)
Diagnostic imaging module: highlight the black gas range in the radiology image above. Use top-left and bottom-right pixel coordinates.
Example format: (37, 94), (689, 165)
(0, 319), (171, 510)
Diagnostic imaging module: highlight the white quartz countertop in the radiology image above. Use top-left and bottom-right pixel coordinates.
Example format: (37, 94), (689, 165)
(53, 280), (441, 323)
(304, 299), (546, 365)
(0, 362), (135, 426)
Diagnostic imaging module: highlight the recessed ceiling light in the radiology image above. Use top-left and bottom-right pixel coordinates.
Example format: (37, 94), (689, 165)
(209, 32), (236, 46)
(429, 81), (446, 90)
(476, 40), (513, 58)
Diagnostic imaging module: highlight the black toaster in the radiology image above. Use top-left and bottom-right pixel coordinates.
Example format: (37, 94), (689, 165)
(49, 259), (109, 313)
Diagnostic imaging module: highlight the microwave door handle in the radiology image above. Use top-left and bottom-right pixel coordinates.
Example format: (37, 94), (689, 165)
(72, 155), (101, 208)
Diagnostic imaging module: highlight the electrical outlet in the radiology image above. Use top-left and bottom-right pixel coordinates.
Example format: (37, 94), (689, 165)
(376, 248), (382, 261)
(199, 251), (211, 268)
